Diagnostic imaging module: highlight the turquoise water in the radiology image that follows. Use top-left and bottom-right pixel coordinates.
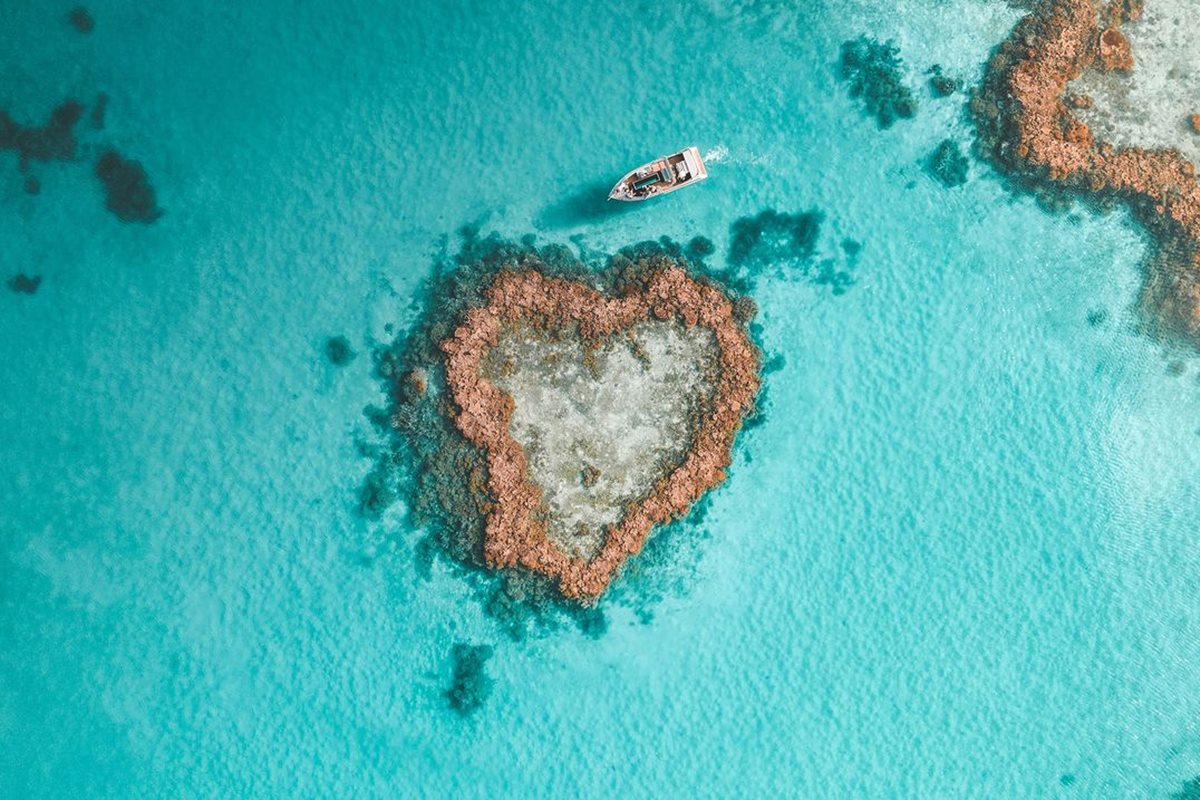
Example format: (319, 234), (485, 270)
(3, 0), (1200, 796)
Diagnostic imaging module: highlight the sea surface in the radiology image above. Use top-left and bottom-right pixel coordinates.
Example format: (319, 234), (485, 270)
(3, 1), (1200, 797)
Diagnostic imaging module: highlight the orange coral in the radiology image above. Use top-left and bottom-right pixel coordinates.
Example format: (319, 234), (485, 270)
(440, 266), (760, 600)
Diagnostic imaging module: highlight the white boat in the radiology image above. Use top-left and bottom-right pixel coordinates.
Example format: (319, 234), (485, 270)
(608, 146), (709, 202)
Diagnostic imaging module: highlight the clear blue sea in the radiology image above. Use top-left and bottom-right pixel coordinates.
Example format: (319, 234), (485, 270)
(3, 0), (1200, 797)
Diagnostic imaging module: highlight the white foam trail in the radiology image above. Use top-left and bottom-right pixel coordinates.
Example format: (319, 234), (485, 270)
(702, 144), (776, 166)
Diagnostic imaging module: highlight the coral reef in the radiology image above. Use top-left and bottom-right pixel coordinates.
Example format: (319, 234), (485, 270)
(927, 139), (970, 187)
(838, 36), (918, 128)
(440, 266), (760, 599)
(324, 335), (356, 366)
(95, 149), (161, 223)
(367, 231), (766, 634)
(6, 274), (42, 295)
(444, 643), (494, 715)
(972, 0), (1200, 344)
(0, 101), (83, 164)
(68, 7), (95, 34)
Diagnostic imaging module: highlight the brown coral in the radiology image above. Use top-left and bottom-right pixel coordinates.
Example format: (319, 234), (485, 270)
(439, 266), (760, 600)
(976, 0), (1200, 338)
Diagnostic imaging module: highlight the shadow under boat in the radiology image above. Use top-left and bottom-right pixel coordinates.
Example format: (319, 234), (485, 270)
(534, 180), (641, 230)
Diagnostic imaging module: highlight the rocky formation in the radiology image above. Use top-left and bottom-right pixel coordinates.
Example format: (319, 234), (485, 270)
(973, 0), (1200, 343)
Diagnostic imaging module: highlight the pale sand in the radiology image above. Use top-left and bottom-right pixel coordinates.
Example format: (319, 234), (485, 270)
(482, 319), (718, 560)
(1069, 0), (1200, 167)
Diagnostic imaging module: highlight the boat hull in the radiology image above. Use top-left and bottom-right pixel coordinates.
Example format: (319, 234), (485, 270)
(609, 146), (708, 202)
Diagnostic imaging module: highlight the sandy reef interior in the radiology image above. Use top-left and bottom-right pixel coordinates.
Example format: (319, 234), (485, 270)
(482, 319), (718, 560)
(1069, 0), (1200, 167)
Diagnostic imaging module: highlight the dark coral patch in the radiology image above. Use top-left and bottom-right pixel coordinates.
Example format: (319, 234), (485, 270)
(24, 176), (41, 195)
(94, 149), (161, 223)
(68, 7), (95, 34)
(324, 335), (356, 366)
(728, 209), (822, 268)
(838, 36), (918, 128)
(927, 139), (969, 188)
(0, 101), (83, 163)
(444, 643), (494, 716)
(928, 65), (962, 97)
(1174, 776), (1200, 800)
(6, 274), (42, 295)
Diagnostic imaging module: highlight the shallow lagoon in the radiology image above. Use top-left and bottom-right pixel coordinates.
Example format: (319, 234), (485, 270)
(2, 0), (1200, 796)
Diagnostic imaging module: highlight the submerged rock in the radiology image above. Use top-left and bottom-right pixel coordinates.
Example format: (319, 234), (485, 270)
(838, 35), (918, 128)
(94, 149), (161, 223)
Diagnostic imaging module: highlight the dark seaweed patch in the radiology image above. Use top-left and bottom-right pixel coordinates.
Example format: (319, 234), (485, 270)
(68, 7), (95, 34)
(94, 149), (161, 223)
(728, 209), (822, 268)
(926, 139), (970, 188)
(1086, 308), (1109, 326)
(1059, 773), (1075, 787)
(725, 209), (855, 292)
(928, 65), (963, 98)
(24, 176), (41, 195)
(0, 101), (83, 163)
(838, 36), (918, 128)
(6, 274), (42, 295)
(324, 335), (356, 366)
(444, 643), (494, 716)
(1173, 777), (1200, 800)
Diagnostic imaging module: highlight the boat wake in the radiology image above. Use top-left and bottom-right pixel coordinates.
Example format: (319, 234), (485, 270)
(702, 144), (775, 166)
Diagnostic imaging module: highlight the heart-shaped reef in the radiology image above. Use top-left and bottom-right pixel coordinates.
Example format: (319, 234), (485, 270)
(440, 264), (760, 600)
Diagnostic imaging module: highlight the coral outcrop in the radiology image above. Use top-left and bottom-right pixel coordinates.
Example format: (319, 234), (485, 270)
(973, 0), (1200, 342)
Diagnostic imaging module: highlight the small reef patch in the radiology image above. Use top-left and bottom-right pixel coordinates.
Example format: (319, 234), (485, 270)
(2, 98), (162, 224)
(928, 65), (963, 98)
(444, 643), (494, 716)
(926, 139), (970, 187)
(838, 35), (919, 128)
(0, 101), (83, 164)
(725, 209), (855, 294)
(68, 7), (95, 34)
(95, 149), (161, 224)
(6, 274), (42, 295)
(324, 335), (356, 366)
